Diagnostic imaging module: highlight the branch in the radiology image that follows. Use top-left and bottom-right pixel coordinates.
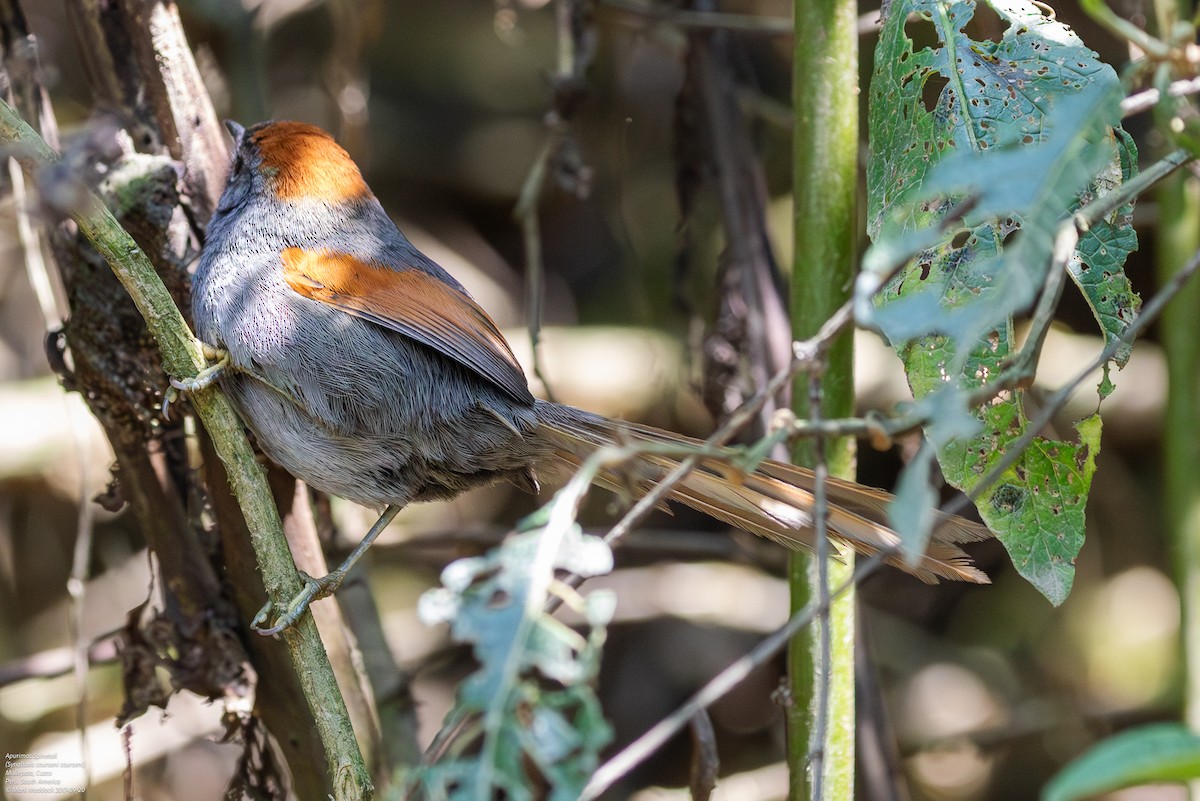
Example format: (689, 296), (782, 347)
(512, 0), (595, 401)
(580, 550), (889, 800)
(0, 99), (374, 801)
(599, 0), (792, 34)
(1122, 76), (1200, 116)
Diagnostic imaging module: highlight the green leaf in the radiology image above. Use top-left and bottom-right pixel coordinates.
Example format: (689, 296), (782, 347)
(977, 413), (1102, 604)
(869, 86), (1122, 349)
(1069, 127), (1141, 367)
(1097, 361), (1115, 399)
(868, 0), (1120, 236)
(411, 488), (615, 800)
(889, 442), (939, 562)
(1043, 724), (1200, 801)
(865, 0), (1132, 604)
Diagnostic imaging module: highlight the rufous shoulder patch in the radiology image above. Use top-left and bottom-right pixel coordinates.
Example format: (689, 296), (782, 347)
(251, 121), (371, 203)
(279, 247), (534, 404)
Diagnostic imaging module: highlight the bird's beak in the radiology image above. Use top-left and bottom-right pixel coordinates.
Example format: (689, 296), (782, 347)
(223, 119), (246, 144)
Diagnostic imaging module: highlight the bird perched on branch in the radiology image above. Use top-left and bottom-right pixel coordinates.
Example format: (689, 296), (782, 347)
(184, 120), (992, 633)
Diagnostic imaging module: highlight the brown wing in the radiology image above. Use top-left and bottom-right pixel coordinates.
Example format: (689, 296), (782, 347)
(281, 247), (533, 404)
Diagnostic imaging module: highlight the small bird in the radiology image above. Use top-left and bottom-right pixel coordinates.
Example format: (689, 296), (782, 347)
(187, 120), (990, 632)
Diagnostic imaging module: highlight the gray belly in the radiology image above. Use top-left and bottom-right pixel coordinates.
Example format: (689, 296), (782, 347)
(223, 372), (542, 508)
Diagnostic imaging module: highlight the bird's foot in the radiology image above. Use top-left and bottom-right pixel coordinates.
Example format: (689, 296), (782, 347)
(250, 505), (401, 635)
(162, 342), (229, 419)
(251, 569), (346, 636)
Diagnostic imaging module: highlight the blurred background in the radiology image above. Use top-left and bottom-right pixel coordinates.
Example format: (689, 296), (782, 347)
(0, 0), (1186, 799)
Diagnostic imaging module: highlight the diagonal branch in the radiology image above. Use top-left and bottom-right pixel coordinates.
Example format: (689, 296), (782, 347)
(0, 98), (374, 801)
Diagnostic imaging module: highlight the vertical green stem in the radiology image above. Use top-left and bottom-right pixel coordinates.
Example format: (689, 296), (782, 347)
(790, 0), (858, 798)
(1154, 0), (1200, 772)
(1161, 173), (1200, 724)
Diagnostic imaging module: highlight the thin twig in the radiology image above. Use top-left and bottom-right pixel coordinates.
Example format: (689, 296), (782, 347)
(688, 710), (719, 801)
(599, 0), (792, 34)
(580, 552), (890, 800)
(67, 413), (96, 797)
(8, 158), (61, 324)
(1122, 75), (1200, 116)
(945, 240), (1200, 520)
(513, 135), (560, 402)
(808, 372), (830, 801)
(513, 0), (594, 402)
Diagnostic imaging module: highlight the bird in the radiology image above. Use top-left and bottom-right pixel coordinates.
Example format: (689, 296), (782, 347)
(184, 120), (991, 633)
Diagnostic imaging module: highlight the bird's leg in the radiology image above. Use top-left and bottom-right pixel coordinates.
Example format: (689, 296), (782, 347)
(252, 504), (402, 636)
(162, 341), (230, 418)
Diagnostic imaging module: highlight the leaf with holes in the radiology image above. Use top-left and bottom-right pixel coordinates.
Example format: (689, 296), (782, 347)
(1069, 128), (1141, 367)
(412, 501), (614, 800)
(865, 0), (1132, 603)
(868, 0), (1119, 235)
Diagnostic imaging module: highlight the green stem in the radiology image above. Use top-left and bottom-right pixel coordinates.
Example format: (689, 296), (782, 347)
(1161, 168), (1200, 724)
(0, 99), (373, 800)
(1153, 0), (1200, 769)
(791, 0), (858, 797)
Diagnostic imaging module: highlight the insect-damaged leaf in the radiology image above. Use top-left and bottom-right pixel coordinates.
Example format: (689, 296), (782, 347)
(864, 0), (1135, 604)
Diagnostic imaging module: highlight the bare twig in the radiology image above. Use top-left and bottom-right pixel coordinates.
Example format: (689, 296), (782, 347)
(945, 240), (1200, 519)
(807, 372), (831, 801)
(599, 0), (792, 34)
(580, 551), (889, 800)
(67, 435), (96, 795)
(513, 135), (560, 401)
(513, 0), (595, 402)
(0, 637), (120, 687)
(1122, 75), (1200, 116)
(688, 710), (719, 801)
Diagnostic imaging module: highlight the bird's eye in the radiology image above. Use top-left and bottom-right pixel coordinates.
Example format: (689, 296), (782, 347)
(231, 154), (245, 174)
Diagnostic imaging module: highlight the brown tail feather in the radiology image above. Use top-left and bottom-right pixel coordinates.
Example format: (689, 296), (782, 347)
(533, 402), (992, 585)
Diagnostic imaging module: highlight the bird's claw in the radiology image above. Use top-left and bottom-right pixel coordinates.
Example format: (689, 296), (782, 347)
(163, 343), (230, 420)
(251, 569), (347, 636)
(161, 386), (181, 420)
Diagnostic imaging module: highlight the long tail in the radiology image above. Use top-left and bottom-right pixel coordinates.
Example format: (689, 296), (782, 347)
(532, 401), (991, 584)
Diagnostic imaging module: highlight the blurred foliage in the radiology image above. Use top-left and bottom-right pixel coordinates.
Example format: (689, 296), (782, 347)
(410, 481), (614, 800)
(1043, 723), (1200, 800)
